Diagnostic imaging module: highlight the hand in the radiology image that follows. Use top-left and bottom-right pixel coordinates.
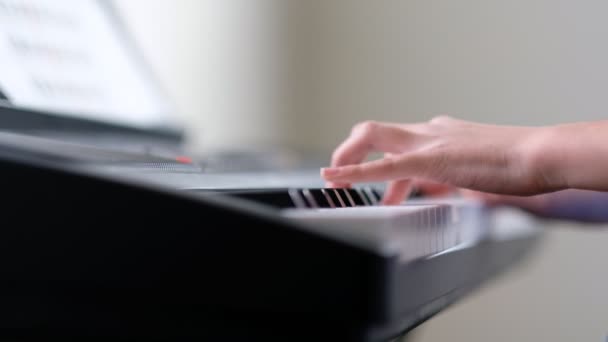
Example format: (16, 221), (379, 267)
(321, 116), (563, 204)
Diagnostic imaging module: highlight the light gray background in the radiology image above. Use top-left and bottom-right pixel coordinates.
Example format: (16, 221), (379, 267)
(116, 1), (608, 340)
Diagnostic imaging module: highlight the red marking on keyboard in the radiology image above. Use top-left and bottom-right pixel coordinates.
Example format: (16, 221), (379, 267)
(175, 156), (193, 164)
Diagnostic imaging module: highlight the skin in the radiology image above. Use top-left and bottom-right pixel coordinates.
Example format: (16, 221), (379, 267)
(321, 116), (608, 222)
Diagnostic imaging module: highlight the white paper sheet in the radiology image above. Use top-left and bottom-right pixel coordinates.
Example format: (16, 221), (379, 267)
(0, 0), (172, 128)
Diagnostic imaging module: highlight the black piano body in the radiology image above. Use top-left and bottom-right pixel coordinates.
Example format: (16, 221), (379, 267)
(0, 138), (543, 342)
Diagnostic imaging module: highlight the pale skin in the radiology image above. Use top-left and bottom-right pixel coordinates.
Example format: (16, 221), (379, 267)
(321, 116), (608, 222)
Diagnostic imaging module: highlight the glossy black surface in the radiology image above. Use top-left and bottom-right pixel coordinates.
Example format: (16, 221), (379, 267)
(0, 143), (542, 342)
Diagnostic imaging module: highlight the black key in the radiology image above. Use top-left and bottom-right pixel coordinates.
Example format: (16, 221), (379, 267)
(325, 189), (344, 207)
(320, 189), (338, 208)
(297, 189), (316, 208)
(336, 189), (355, 207)
(359, 187), (378, 205)
(347, 188), (366, 206)
(337, 189), (355, 207)
(310, 189), (330, 207)
(367, 187), (382, 203)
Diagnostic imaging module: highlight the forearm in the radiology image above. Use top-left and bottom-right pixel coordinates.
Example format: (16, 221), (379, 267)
(533, 121), (608, 191)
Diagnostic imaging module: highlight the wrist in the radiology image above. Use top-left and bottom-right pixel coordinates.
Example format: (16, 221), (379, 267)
(518, 125), (570, 192)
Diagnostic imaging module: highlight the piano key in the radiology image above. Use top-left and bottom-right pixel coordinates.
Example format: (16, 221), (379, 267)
(320, 189), (337, 208)
(347, 188), (367, 206)
(338, 188), (356, 207)
(332, 189), (348, 207)
(301, 189), (319, 208)
(288, 188), (307, 209)
(194, 187), (385, 209)
(369, 187), (382, 203)
(281, 204), (465, 260)
(309, 189), (336, 208)
(361, 187), (379, 205)
(354, 188), (371, 206)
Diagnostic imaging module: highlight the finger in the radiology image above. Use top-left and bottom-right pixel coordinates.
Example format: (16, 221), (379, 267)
(382, 179), (413, 205)
(330, 121), (415, 169)
(325, 181), (350, 189)
(327, 122), (406, 189)
(412, 180), (455, 197)
(460, 189), (504, 204)
(322, 154), (428, 184)
(381, 153), (413, 204)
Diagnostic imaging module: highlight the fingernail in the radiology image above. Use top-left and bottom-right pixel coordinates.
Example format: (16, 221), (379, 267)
(321, 167), (340, 177)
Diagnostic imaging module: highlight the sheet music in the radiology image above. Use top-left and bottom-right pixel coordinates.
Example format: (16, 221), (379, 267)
(0, 0), (172, 128)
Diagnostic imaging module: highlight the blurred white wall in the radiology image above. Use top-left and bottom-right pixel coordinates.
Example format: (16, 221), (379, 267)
(288, 0), (608, 152)
(116, 1), (608, 341)
(113, 0), (289, 153)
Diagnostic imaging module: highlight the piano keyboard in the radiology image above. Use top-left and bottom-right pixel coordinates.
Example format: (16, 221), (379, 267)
(197, 186), (488, 260)
(285, 205), (461, 258)
(199, 186), (383, 209)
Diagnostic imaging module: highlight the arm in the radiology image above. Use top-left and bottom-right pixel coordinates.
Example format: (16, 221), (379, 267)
(532, 121), (608, 192)
(321, 116), (608, 207)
